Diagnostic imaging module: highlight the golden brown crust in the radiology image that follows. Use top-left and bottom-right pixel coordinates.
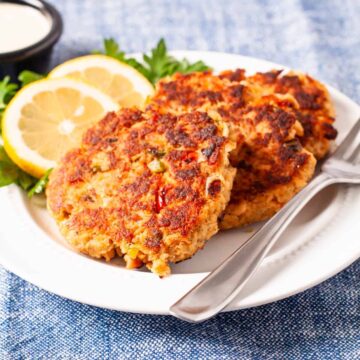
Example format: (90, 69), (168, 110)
(47, 108), (235, 276)
(150, 71), (317, 229)
(246, 70), (337, 158)
(220, 138), (316, 228)
(150, 71), (252, 114)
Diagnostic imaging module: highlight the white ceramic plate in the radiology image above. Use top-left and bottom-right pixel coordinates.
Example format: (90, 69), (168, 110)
(0, 51), (359, 315)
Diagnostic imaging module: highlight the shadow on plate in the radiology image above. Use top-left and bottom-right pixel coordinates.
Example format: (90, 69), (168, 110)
(25, 184), (342, 275)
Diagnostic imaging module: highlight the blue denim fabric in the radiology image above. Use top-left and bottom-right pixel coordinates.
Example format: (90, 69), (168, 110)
(1, 0), (359, 358)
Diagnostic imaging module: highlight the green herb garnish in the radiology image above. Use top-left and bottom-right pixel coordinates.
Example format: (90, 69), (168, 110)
(18, 70), (45, 87)
(0, 146), (37, 191)
(143, 39), (210, 84)
(0, 152), (52, 196)
(27, 168), (52, 198)
(96, 38), (211, 85)
(0, 76), (18, 131)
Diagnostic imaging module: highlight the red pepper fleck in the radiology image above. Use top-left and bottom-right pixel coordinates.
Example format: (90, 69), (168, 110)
(155, 187), (167, 213)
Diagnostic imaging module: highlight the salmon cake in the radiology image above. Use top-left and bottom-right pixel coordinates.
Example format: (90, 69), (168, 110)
(47, 108), (236, 276)
(246, 70), (337, 158)
(150, 71), (316, 229)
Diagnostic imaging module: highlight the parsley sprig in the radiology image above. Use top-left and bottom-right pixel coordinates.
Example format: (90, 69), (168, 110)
(96, 38), (211, 84)
(18, 70), (45, 87)
(0, 76), (18, 128)
(27, 168), (52, 197)
(0, 146), (39, 193)
(0, 142), (51, 197)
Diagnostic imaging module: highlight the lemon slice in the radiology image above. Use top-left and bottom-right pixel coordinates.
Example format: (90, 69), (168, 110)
(49, 54), (154, 107)
(2, 78), (119, 178)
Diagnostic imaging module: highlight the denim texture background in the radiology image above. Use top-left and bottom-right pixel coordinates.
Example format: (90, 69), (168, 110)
(0, 0), (359, 358)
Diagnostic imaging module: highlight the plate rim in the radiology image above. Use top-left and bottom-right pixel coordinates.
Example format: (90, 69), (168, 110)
(0, 50), (359, 315)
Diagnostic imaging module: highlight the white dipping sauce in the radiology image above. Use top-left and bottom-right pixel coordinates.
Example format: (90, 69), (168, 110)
(0, 3), (51, 53)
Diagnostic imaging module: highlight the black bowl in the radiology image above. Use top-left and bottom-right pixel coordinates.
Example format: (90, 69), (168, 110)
(0, 0), (63, 81)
